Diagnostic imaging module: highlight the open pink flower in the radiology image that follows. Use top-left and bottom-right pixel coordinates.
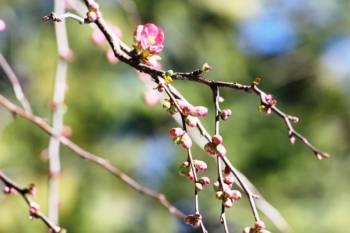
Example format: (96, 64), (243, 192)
(134, 23), (164, 56)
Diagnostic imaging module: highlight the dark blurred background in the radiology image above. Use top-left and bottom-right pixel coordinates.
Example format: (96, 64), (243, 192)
(0, 0), (349, 233)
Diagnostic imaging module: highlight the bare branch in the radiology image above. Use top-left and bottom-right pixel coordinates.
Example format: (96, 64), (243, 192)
(0, 53), (32, 113)
(0, 170), (63, 233)
(0, 94), (186, 219)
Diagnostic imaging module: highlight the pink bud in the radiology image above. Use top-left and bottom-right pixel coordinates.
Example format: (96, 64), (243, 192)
(220, 109), (232, 120)
(157, 83), (165, 92)
(223, 176), (235, 185)
(0, 19), (6, 32)
(195, 182), (203, 192)
(169, 128), (184, 137)
(216, 144), (227, 157)
(106, 48), (119, 64)
(204, 143), (216, 156)
(231, 190), (242, 201)
(182, 105), (195, 116)
(3, 186), (15, 194)
(180, 133), (192, 149)
(29, 202), (40, 216)
(255, 220), (266, 230)
(193, 160), (208, 171)
(199, 177), (210, 186)
(224, 198), (233, 208)
(193, 106), (208, 117)
(87, 11), (97, 22)
(185, 116), (197, 127)
(212, 134), (223, 145)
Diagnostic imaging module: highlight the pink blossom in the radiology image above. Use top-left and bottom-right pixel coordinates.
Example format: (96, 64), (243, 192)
(134, 23), (164, 55)
(106, 48), (119, 64)
(231, 190), (242, 201)
(220, 109), (232, 120)
(0, 19), (6, 32)
(199, 177), (210, 186)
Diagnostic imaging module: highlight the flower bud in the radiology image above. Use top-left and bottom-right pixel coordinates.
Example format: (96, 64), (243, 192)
(202, 63), (212, 72)
(255, 220), (266, 230)
(28, 184), (37, 198)
(212, 134), (223, 145)
(215, 191), (224, 199)
(89, 2), (100, 11)
(157, 83), (165, 92)
(213, 181), (220, 191)
(224, 198), (233, 208)
(199, 177), (210, 186)
(180, 133), (192, 149)
(204, 143), (216, 156)
(182, 105), (195, 116)
(223, 176), (234, 185)
(193, 160), (208, 171)
(87, 11), (98, 22)
(216, 144), (227, 157)
(193, 106), (208, 117)
(195, 182), (203, 192)
(220, 109), (232, 120)
(169, 127), (184, 137)
(231, 190), (242, 201)
(29, 202), (40, 216)
(185, 116), (197, 127)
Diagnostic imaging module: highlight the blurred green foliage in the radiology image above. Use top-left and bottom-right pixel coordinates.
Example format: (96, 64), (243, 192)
(0, 0), (349, 233)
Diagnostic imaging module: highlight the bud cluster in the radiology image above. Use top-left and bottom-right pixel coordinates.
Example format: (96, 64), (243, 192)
(86, 1), (101, 22)
(258, 94), (277, 114)
(213, 178), (242, 208)
(162, 99), (208, 121)
(243, 220), (271, 233)
(178, 160), (210, 190)
(204, 134), (227, 157)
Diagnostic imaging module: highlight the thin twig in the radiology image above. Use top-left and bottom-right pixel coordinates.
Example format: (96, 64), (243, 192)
(0, 94), (186, 219)
(0, 170), (63, 233)
(47, 0), (71, 224)
(0, 53), (32, 113)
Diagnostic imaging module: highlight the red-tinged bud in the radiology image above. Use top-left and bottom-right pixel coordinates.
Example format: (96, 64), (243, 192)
(187, 170), (195, 182)
(224, 198), (233, 208)
(255, 220), (266, 230)
(29, 202), (40, 216)
(86, 11), (98, 22)
(193, 106), (208, 117)
(182, 105), (194, 116)
(195, 182), (203, 192)
(224, 165), (231, 174)
(199, 177), (210, 186)
(169, 127), (184, 137)
(180, 133), (192, 149)
(193, 160), (208, 171)
(216, 144), (227, 157)
(212, 134), (223, 145)
(185, 116), (197, 127)
(204, 142), (216, 156)
(89, 2), (100, 11)
(213, 181), (220, 191)
(157, 83), (165, 92)
(184, 213), (202, 227)
(224, 188), (234, 199)
(223, 176), (234, 185)
(263, 94), (277, 106)
(220, 109), (232, 120)
(231, 190), (242, 201)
